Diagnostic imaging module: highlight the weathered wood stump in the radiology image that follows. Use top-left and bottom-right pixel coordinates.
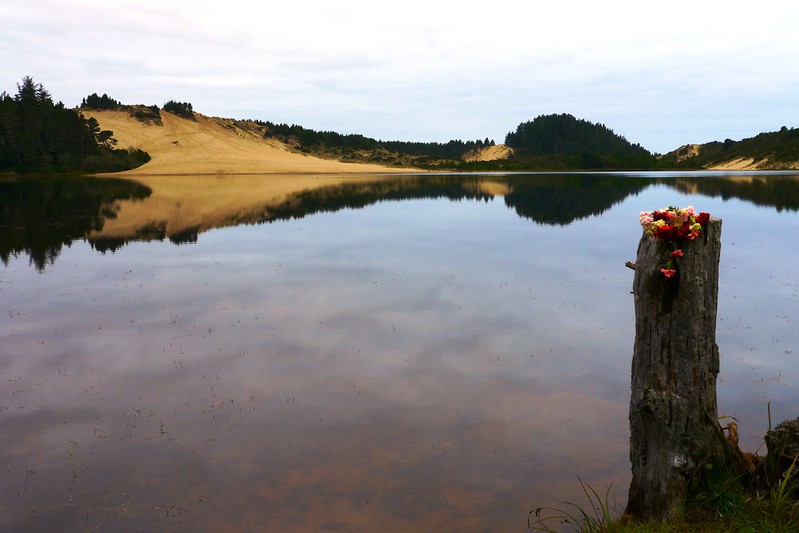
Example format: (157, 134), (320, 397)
(626, 219), (728, 519)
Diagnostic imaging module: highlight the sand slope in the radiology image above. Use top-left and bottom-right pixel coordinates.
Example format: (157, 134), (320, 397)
(84, 109), (410, 175)
(463, 144), (513, 162)
(707, 157), (799, 171)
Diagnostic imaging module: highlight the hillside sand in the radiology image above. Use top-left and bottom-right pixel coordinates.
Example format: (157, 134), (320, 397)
(463, 144), (513, 162)
(86, 109), (411, 176)
(707, 157), (758, 170)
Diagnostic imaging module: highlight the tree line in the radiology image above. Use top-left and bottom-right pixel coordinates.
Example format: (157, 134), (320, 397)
(0, 78), (149, 173)
(257, 114), (662, 170)
(257, 120), (493, 160)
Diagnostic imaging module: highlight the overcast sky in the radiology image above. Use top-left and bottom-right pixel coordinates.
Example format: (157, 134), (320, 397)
(3, 0), (798, 153)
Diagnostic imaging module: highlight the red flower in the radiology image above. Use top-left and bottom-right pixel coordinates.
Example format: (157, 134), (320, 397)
(660, 268), (677, 278)
(654, 225), (674, 240)
(652, 210), (676, 222)
(675, 222), (692, 240)
(671, 249), (684, 257)
(696, 212), (710, 225)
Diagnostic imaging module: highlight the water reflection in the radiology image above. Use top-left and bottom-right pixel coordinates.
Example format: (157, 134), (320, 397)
(672, 173), (799, 211)
(0, 176), (150, 270)
(0, 172), (798, 531)
(3, 172), (799, 271)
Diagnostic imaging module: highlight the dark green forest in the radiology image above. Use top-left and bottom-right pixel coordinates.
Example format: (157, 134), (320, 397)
(504, 113), (657, 169)
(81, 92), (121, 110)
(0, 78), (150, 173)
(163, 100), (195, 120)
(257, 119), (493, 166)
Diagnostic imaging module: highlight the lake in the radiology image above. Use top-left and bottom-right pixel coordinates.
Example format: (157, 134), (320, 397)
(1, 172), (798, 531)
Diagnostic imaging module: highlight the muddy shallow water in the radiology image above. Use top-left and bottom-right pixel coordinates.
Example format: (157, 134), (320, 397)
(1, 172), (798, 531)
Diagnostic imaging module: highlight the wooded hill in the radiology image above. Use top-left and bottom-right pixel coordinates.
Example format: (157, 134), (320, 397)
(503, 113), (656, 170)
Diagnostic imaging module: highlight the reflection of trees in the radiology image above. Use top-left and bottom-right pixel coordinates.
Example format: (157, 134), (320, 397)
(240, 172), (799, 228)
(502, 174), (650, 225)
(4, 173), (799, 270)
(253, 174), (649, 227)
(258, 176), (493, 223)
(671, 176), (799, 212)
(0, 177), (151, 270)
(90, 222), (199, 253)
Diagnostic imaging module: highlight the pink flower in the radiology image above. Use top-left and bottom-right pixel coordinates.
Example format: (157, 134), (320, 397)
(671, 249), (684, 257)
(660, 268), (677, 278)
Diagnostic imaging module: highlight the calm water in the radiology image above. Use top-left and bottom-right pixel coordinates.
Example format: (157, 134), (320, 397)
(1, 172), (798, 531)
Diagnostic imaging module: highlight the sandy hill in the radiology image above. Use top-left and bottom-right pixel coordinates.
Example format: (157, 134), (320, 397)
(84, 109), (410, 175)
(462, 144), (513, 163)
(661, 127), (799, 170)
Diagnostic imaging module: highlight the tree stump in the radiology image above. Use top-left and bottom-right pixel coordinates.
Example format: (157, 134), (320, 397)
(626, 219), (727, 520)
(765, 416), (799, 493)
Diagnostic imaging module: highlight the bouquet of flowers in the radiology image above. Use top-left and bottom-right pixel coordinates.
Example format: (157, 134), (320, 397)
(639, 206), (711, 278)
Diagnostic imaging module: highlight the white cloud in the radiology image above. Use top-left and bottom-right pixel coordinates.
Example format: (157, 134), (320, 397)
(2, 0), (799, 152)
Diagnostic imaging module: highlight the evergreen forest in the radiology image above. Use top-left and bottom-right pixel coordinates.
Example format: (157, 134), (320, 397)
(504, 113), (657, 169)
(0, 77), (149, 174)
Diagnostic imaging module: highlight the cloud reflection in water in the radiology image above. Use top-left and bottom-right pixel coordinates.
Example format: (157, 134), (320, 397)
(1, 173), (798, 530)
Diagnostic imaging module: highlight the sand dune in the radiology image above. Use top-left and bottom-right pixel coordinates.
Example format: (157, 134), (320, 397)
(707, 157), (758, 171)
(708, 157), (799, 171)
(82, 109), (418, 241)
(84, 109), (411, 175)
(462, 144), (513, 163)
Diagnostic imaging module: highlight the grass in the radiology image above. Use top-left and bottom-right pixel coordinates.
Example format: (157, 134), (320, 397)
(531, 405), (799, 532)
(528, 477), (619, 533)
(529, 459), (799, 533)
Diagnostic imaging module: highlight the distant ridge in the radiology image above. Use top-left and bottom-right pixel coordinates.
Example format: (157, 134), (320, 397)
(5, 79), (799, 174)
(661, 127), (799, 170)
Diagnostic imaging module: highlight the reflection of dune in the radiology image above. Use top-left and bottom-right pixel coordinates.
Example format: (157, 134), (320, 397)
(89, 174), (397, 239)
(88, 172), (799, 244)
(464, 180), (513, 197)
(90, 173), (648, 242)
(672, 174), (799, 212)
